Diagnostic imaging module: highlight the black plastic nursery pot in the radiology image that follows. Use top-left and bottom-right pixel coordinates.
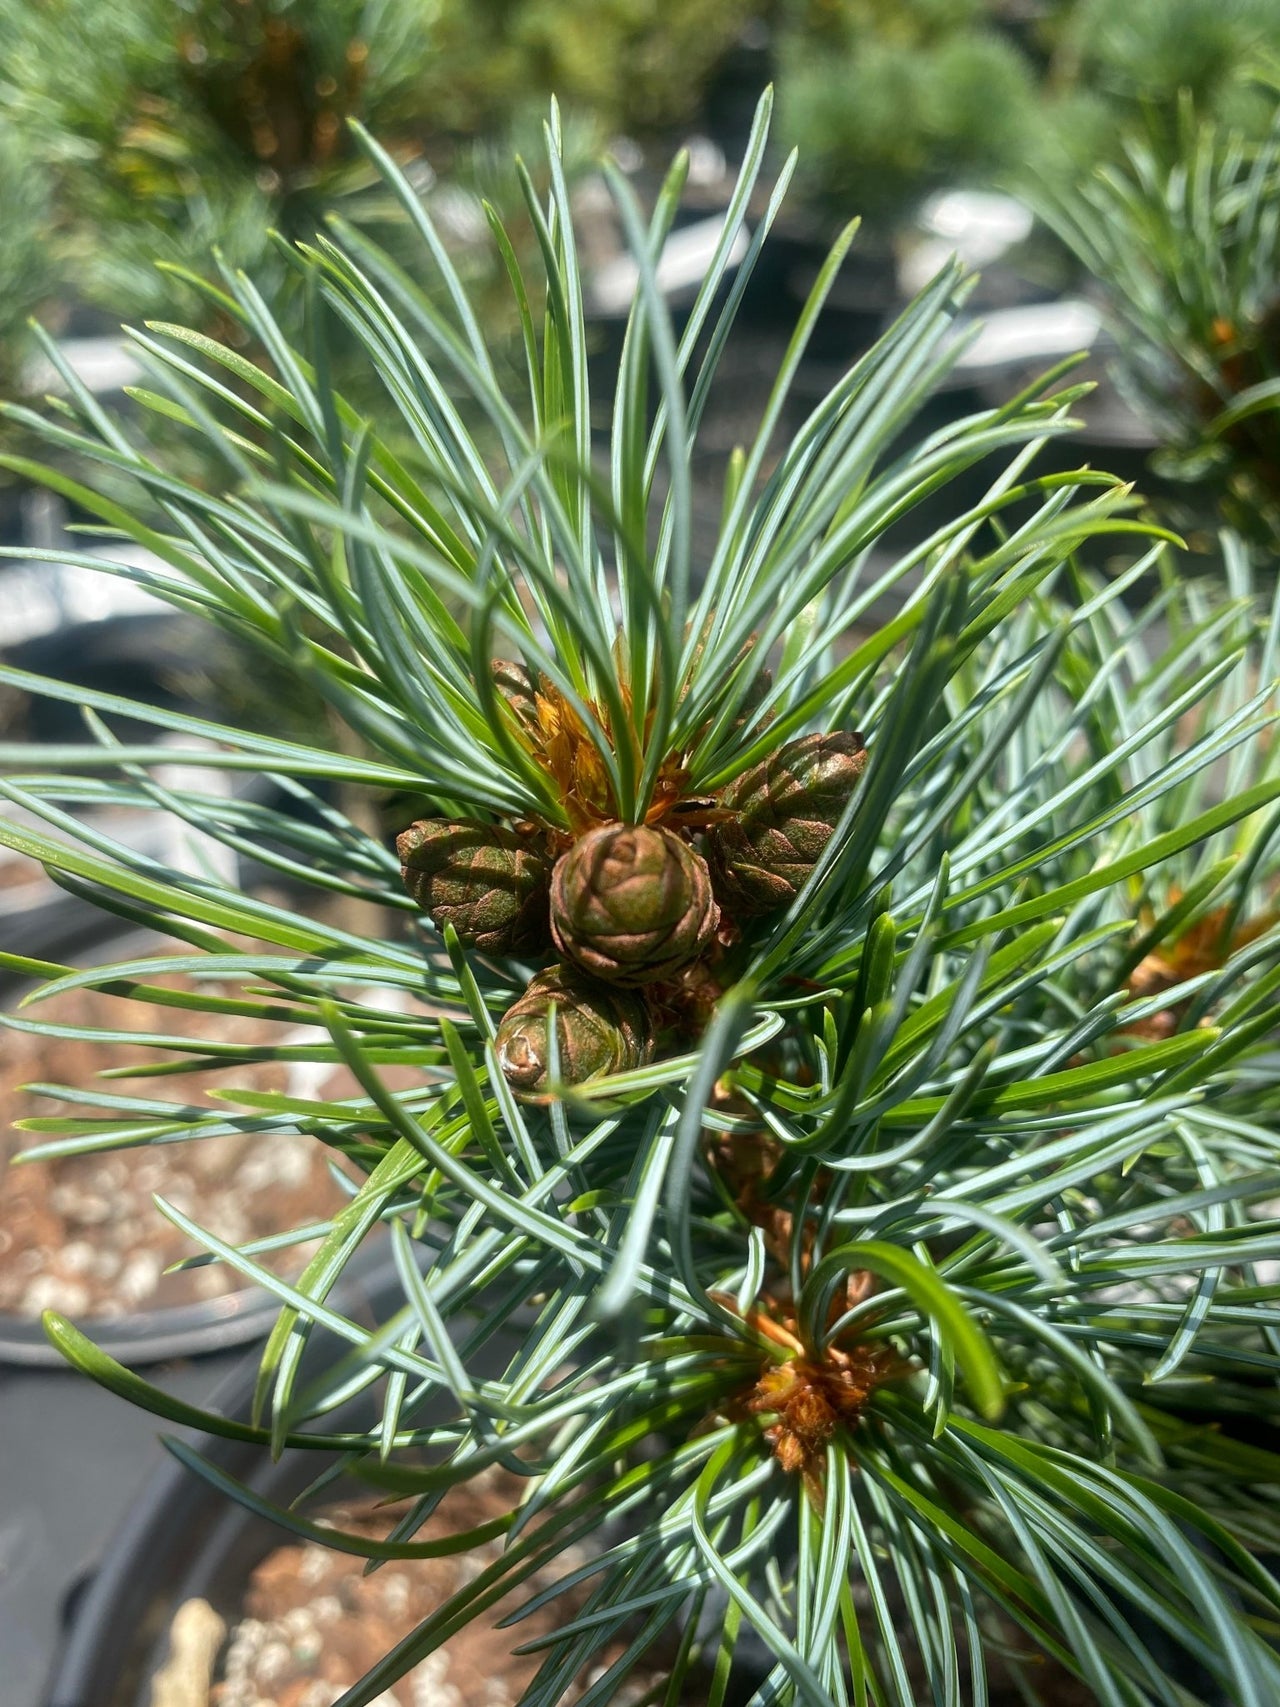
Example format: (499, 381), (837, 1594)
(46, 1267), (726, 1707)
(45, 1370), (307, 1707)
(43, 1300), (762, 1707)
(44, 1258), (402, 1707)
(43, 1307), (1162, 1707)
(0, 1287), (291, 1371)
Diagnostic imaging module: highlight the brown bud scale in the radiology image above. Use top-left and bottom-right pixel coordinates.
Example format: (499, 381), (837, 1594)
(491, 659), (543, 738)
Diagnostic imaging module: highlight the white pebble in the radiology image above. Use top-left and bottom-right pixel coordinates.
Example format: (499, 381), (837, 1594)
(412, 1653), (462, 1706)
(298, 1544), (331, 1584)
(292, 1630), (322, 1665)
(212, 1209), (250, 1248)
(310, 1594), (343, 1625)
(299, 1684), (341, 1707)
(282, 1605), (315, 1638)
(23, 1275), (90, 1315)
(194, 1266), (225, 1298)
(224, 1620), (266, 1678)
(254, 1635), (293, 1685)
(248, 1136), (313, 1192)
(160, 1179), (194, 1215)
(300, 1681), (344, 1707)
(378, 1573), (411, 1618)
(117, 1250), (163, 1306)
(90, 1158), (128, 1191)
(50, 1186), (107, 1222)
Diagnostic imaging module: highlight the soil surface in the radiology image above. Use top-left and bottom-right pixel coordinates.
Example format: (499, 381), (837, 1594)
(0, 966), (360, 1319)
(208, 1474), (673, 1707)
(190, 1467), (1100, 1707)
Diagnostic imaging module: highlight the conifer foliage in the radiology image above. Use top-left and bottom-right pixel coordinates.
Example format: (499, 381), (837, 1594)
(3, 94), (1280, 1706)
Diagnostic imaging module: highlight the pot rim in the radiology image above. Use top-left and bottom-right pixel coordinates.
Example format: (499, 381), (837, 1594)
(0, 1284), (291, 1368)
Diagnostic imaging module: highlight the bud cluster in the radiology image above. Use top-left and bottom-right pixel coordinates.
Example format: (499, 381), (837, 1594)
(395, 662), (868, 1095)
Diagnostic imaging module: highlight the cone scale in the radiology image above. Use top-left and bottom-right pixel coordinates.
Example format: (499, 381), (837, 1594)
(397, 819), (553, 956)
(495, 965), (653, 1093)
(550, 822), (720, 987)
(706, 732), (868, 916)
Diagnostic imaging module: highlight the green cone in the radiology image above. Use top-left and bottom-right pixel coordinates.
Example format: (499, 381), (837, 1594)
(706, 732), (868, 916)
(495, 965), (654, 1093)
(397, 819), (552, 955)
(550, 822), (719, 986)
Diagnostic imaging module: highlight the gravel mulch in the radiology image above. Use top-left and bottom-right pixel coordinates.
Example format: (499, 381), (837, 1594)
(0, 966), (362, 1319)
(200, 1472), (674, 1707)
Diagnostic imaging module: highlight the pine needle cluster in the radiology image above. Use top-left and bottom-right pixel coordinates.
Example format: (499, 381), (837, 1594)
(1035, 83), (1280, 549)
(3, 94), (1280, 1706)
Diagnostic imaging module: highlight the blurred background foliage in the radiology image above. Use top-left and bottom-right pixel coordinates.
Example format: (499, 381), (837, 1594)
(774, 0), (1280, 227)
(774, 0), (1042, 229)
(0, 128), (57, 400)
(0, 0), (1278, 512)
(0, 0), (754, 347)
(4, 0), (1278, 315)
(1034, 77), (1280, 551)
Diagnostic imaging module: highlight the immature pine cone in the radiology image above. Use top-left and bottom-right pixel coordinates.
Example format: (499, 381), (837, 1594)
(491, 659), (542, 737)
(495, 965), (653, 1093)
(706, 732), (867, 916)
(550, 823), (719, 986)
(397, 819), (552, 955)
